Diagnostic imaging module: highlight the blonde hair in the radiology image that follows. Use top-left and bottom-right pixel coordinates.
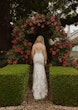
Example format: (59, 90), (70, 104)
(35, 35), (45, 44)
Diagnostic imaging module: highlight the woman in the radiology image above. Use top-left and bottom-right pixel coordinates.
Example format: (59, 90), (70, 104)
(31, 35), (48, 100)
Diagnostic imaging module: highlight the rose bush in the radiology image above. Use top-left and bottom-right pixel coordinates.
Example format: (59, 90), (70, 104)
(7, 13), (73, 66)
(6, 22), (32, 64)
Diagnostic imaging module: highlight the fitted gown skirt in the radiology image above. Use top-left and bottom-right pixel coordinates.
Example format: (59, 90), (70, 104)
(32, 53), (48, 100)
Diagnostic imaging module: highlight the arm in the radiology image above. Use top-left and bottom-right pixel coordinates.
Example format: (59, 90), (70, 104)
(31, 45), (35, 59)
(43, 46), (47, 65)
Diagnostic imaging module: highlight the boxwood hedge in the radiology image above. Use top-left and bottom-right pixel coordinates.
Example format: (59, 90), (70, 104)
(0, 64), (30, 106)
(49, 66), (78, 106)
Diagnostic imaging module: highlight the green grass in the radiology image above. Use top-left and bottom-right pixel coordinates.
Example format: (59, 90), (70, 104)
(49, 66), (78, 106)
(0, 64), (30, 106)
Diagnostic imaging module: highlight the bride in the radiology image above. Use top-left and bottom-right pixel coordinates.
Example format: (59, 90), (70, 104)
(31, 35), (48, 100)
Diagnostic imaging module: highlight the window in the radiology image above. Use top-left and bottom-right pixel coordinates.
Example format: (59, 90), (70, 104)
(72, 46), (78, 51)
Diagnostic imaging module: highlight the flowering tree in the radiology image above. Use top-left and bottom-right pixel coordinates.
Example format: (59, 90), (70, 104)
(7, 13), (72, 66)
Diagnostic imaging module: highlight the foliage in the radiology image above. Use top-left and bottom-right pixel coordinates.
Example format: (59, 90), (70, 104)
(10, 0), (49, 21)
(0, 64), (30, 106)
(48, 0), (78, 18)
(6, 20), (32, 64)
(10, 0), (78, 26)
(7, 13), (72, 66)
(0, 51), (7, 68)
(49, 38), (72, 66)
(49, 66), (78, 106)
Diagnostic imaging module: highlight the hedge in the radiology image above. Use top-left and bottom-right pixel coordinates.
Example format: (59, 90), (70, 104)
(0, 64), (30, 106)
(49, 66), (78, 106)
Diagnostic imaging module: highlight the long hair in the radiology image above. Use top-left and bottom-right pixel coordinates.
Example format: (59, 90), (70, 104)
(35, 35), (45, 45)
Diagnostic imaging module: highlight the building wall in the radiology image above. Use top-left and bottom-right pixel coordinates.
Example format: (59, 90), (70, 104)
(68, 29), (78, 59)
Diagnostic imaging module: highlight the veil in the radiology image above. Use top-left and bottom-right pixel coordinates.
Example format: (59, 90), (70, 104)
(34, 35), (45, 45)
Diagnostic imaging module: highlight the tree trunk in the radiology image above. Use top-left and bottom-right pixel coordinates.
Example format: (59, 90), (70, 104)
(0, 0), (11, 50)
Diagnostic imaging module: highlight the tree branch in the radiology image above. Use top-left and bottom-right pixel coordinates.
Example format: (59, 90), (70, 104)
(60, 14), (78, 27)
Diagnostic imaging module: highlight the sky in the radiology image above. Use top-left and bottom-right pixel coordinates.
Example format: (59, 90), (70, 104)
(64, 25), (78, 34)
(64, 7), (78, 34)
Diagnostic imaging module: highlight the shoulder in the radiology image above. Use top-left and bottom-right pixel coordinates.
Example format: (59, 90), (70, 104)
(32, 44), (35, 49)
(42, 44), (46, 49)
(33, 44), (36, 47)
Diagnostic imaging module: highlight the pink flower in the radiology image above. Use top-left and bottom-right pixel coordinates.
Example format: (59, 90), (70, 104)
(21, 58), (25, 61)
(62, 60), (68, 66)
(63, 44), (67, 48)
(7, 59), (12, 64)
(58, 57), (62, 63)
(31, 27), (35, 32)
(32, 18), (37, 25)
(41, 24), (44, 28)
(28, 42), (32, 46)
(13, 26), (18, 32)
(71, 59), (77, 67)
(15, 47), (23, 54)
(66, 41), (72, 48)
(57, 20), (61, 25)
(55, 27), (59, 32)
(29, 22), (33, 26)
(49, 48), (52, 53)
(38, 23), (41, 26)
(26, 50), (31, 55)
(23, 42), (27, 46)
(53, 22), (57, 26)
(12, 40), (17, 44)
(12, 45), (16, 49)
(46, 21), (50, 25)
(20, 50), (23, 54)
(13, 60), (17, 64)
(42, 17), (45, 22)
(18, 32), (22, 37)
(52, 51), (56, 56)
(6, 52), (10, 56)
(50, 16), (55, 22)
(21, 24), (26, 30)
(25, 55), (28, 59)
(16, 37), (20, 41)
(56, 43), (62, 49)
(64, 53), (70, 59)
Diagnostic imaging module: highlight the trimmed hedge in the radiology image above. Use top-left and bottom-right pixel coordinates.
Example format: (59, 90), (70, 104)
(0, 60), (7, 68)
(49, 66), (78, 106)
(0, 64), (30, 106)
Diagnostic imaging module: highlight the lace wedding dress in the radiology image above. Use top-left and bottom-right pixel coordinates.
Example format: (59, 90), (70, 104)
(32, 50), (48, 100)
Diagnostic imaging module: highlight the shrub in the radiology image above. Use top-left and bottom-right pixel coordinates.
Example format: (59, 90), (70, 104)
(49, 39), (72, 66)
(6, 20), (32, 65)
(49, 66), (78, 106)
(0, 64), (30, 106)
(7, 13), (72, 66)
(0, 51), (7, 68)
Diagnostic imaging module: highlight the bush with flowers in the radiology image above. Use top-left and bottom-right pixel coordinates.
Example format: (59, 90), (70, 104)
(49, 38), (72, 66)
(6, 22), (32, 64)
(7, 13), (73, 66)
(0, 51), (7, 67)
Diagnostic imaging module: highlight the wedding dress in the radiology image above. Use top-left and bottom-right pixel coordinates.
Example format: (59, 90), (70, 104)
(32, 49), (48, 100)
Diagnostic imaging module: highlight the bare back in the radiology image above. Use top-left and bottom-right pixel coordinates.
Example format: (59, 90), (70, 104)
(31, 43), (47, 64)
(34, 43), (44, 53)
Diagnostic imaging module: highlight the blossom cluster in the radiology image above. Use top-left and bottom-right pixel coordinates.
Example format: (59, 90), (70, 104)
(6, 13), (75, 67)
(49, 39), (72, 66)
(6, 23), (32, 64)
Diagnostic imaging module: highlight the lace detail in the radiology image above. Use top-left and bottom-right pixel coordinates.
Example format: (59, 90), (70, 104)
(32, 52), (48, 100)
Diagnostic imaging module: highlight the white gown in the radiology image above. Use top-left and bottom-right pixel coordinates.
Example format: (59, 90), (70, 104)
(32, 50), (48, 100)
